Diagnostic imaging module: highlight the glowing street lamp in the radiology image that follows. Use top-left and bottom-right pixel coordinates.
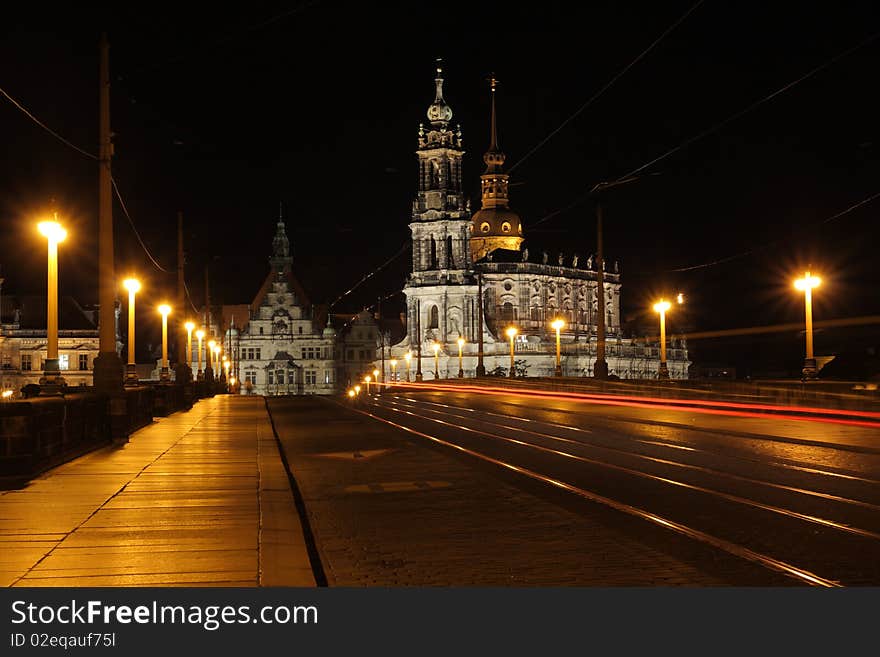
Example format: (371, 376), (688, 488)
(390, 359), (397, 383)
(457, 337), (465, 378)
(354, 384), (361, 395)
(373, 368), (380, 391)
(213, 344), (222, 377)
(38, 218), (67, 392)
(122, 278), (141, 385)
(365, 374), (371, 394)
(432, 342), (440, 379)
(506, 327), (518, 378)
(348, 389), (356, 399)
(224, 358), (231, 384)
(404, 351), (412, 382)
(653, 300), (672, 380)
(795, 270), (821, 380)
(158, 304), (172, 382)
(550, 318), (564, 377)
(195, 329), (205, 380)
(184, 321), (195, 373)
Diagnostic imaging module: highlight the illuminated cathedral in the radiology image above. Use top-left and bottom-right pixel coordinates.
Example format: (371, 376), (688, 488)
(389, 64), (689, 379)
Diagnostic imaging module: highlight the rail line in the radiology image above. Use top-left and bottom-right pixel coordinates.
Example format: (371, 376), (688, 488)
(339, 400), (839, 587)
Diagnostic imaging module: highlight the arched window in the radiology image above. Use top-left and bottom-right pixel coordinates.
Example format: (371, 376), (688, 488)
(446, 235), (454, 268)
(501, 302), (515, 322)
(430, 236), (437, 269)
(429, 305), (439, 329)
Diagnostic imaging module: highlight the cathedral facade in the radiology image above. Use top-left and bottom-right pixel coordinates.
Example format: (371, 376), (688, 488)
(389, 65), (689, 380)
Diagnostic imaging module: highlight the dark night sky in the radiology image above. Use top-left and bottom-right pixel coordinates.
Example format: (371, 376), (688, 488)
(2, 1), (879, 372)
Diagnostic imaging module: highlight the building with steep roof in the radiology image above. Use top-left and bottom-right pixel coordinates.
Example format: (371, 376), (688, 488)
(235, 217), (337, 395)
(389, 65), (689, 380)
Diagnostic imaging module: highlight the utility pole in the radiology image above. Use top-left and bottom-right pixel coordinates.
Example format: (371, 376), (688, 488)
(93, 33), (123, 393)
(593, 200), (608, 379)
(174, 211), (191, 385)
(204, 265), (213, 383)
(415, 299), (422, 381)
(377, 296), (384, 391)
(476, 273), (485, 376)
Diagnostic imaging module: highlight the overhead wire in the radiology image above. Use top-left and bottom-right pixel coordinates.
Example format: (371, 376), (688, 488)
(0, 84), (98, 160)
(111, 177), (172, 273)
(328, 240), (410, 310)
(508, 0), (705, 174)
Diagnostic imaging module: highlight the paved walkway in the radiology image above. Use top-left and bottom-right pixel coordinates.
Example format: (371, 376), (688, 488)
(0, 396), (314, 587)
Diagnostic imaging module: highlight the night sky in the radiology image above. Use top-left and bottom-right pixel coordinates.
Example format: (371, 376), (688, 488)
(2, 2), (879, 374)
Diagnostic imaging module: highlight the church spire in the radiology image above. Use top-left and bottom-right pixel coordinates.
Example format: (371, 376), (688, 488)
(270, 207), (292, 272)
(426, 58), (453, 128)
(483, 75), (505, 174)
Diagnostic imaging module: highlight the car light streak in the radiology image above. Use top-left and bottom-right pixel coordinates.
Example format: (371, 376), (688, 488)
(336, 400), (838, 587)
(387, 382), (880, 427)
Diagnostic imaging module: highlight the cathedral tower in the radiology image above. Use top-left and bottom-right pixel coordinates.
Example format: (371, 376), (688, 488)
(401, 62), (481, 351)
(470, 77), (524, 261)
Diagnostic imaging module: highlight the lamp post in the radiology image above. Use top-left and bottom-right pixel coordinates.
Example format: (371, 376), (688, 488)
(506, 326), (517, 378)
(652, 300), (671, 380)
(208, 340), (216, 376)
(390, 359), (397, 384)
(432, 343), (440, 379)
(123, 278), (141, 385)
(213, 344), (221, 380)
(195, 329), (205, 380)
(223, 358), (230, 386)
(365, 375), (371, 394)
(184, 321), (195, 375)
(38, 219), (67, 392)
(551, 318), (564, 377)
(158, 304), (171, 382)
(373, 368), (380, 392)
(457, 337), (465, 378)
(795, 270), (821, 380)
(404, 352), (412, 382)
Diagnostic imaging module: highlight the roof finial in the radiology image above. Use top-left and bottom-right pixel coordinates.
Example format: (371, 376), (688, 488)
(482, 73), (505, 173)
(426, 58), (453, 126)
(279, 200), (283, 223)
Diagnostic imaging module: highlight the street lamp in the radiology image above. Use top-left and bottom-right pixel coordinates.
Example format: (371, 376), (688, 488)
(390, 359), (397, 383)
(37, 218), (67, 392)
(373, 368), (380, 392)
(195, 329), (205, 380)
(365, 374), (371, 394)
(457, 337), (465, 378)
(432, 342), (440, 379)
(158, 304), (172, 382)
(652, 300), (671, 380)
(213, 344), (222, 377)
(122, 278), (141, 385)
(506, 326), (518, 378)
(208, 340), (216, 373)
(795, 270), (821, 380)
(184, 321), (195, 375)
(223, 358), (231, 385)
(404, 351), (412, 382)
(551, 318), (564, 377)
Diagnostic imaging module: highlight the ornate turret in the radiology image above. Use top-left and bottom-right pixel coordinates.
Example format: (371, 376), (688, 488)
(470, 76), (524, 261)
(270, 204), (292, 273)
(426, 61), (453, 128)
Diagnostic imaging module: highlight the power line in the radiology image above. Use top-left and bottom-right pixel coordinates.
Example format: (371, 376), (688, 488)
(0, 84), (97, 160)
(111, 177), (171, 273)
(508, 0), (705, 174)
(526, 28), (880, 231)
(183, 279), (201, 316)
(328, 240), (410, 310)
(669, 188), (880, 272)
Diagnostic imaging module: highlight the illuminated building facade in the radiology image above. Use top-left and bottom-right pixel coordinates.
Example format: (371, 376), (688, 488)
(391, 66), (690, 379)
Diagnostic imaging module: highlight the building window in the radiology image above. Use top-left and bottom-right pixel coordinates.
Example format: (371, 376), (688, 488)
(245, 371), (256, 384)
(502, 222), (511, 233)
(259, 327), (264, 335)
(446, 235), (454, 268)
(324, 370), (332, 384)
(298, 326), (303, 334)
(255, 348), (261, 360)
(59, 354), (69, 371)
(78, 354), (88, 370)
(346, 349), (354, 360)
(480, 222), (490, 234)
(21, 354), (31, 371)
(429, 305), (439, 329)
(277, 370), (285, 385)
(501, 302), (515, 322)
(268, 370), (275, 385)
(305, 370), (317, 385)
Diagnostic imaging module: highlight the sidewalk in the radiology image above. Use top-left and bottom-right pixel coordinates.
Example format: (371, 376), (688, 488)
(0, 396), (315, 587)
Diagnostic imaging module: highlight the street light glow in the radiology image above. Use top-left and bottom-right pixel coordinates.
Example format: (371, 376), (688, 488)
(506, 327), (518, 338)
(551, 319), (564, 331)
(795, 274), (821, 291)
(185, 321), (195, 332)
(158, 303), (171, 316)
(677, 293), (685, 304)
(457, 337), (465, 347)
(348, 389), (355, 398)
(38, 221), (67, 243)
(373, 369), (379, 378)
(123, 278), (141, 293)
(653, 300), (671, 313)
(196, 329), (205, 340)
(432, 343), (440, 354)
